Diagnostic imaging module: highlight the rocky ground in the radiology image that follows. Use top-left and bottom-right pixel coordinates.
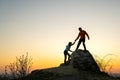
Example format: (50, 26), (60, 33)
(25, 65), (120, 80)
(13, 49), (120, 80)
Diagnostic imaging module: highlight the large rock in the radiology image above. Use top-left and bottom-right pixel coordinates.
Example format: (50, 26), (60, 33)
(71, 49), (100, 72)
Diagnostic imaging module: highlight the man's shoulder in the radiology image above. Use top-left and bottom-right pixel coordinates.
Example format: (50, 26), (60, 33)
(82, 30), (86, 33)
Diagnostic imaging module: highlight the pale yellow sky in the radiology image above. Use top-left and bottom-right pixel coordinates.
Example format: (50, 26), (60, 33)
(0, 0), (120, 73)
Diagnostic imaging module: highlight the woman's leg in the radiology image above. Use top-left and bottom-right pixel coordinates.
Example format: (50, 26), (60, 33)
(64, 51), (67, 64)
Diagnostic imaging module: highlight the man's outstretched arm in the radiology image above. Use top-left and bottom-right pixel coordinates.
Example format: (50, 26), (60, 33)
(75, 33), (80, 41)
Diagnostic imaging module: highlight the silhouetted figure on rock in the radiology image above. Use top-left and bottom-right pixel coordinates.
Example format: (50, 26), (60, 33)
(74, 27), (90, 51)
(64, 42), (75, 65)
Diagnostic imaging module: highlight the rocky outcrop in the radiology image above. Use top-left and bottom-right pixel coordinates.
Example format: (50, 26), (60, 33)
(71, 49), (100, 72)
(13, 49), (120, 80)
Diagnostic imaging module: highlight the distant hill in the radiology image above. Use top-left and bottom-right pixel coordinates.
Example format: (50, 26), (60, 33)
(110, 73), (120, 77)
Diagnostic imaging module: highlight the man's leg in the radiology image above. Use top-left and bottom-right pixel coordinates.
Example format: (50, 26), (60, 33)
(75, 39), (82, 51)
(83, 40), (86, 51)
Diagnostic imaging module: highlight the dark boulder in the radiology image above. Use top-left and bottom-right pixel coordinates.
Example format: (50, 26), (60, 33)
(71, 49), (100, 72)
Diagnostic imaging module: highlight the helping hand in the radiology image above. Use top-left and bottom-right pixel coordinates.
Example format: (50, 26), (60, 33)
(72, 41), (76, 45)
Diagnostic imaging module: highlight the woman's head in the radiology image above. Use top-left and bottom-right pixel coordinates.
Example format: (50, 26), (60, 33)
(68, 42), (72, 46)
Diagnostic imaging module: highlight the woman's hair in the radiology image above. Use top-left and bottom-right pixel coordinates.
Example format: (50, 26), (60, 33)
(68, 42), (72, 46)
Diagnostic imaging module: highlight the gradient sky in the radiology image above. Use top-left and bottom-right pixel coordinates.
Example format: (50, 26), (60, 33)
(0, 0), (120, 73)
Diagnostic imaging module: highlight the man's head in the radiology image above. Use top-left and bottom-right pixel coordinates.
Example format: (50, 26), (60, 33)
(79, 27), (82, 31)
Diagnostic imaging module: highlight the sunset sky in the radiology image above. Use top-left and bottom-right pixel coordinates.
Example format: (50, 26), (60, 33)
(0, 0), (120, 73)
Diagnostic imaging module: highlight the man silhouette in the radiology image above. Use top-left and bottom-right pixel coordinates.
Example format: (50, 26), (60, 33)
(74, 27), (90, 51)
